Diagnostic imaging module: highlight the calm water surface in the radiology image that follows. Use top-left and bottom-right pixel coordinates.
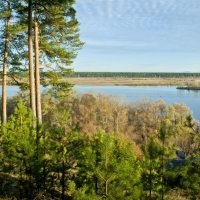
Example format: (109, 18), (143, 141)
(1, 85), (200, 121)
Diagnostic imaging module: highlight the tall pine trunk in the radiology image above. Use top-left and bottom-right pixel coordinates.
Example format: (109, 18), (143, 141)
(2, 0), (11, 124)
(28, 0), (36, 118)
(34, 0), (42, 125)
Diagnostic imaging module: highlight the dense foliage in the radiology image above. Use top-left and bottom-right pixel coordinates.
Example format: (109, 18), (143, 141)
(0, 92), (199, 199)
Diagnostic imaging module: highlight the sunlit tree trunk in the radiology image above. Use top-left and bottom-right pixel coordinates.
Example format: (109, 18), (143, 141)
(1, 0), (11, 124)
(28, 0), (36, 118)
(34, 0), (42, 125)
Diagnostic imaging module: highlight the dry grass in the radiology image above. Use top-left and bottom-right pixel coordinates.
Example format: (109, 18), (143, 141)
(3, 77), (200, 86)
(64, 77), (200, 86)
(165, 189), (189, 200)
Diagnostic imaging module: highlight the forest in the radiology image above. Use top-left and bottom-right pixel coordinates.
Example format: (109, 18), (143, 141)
(69, 72), (200, 78)
(0, 93), (200, 199)
(0, 0), (200, 200)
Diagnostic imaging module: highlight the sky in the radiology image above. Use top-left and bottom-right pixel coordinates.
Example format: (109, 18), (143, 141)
(72, 0), (200, 72)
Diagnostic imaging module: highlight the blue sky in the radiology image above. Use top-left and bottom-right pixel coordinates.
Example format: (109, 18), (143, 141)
(73, 0), (200, 72)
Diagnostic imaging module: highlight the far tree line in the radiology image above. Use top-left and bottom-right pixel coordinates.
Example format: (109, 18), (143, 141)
(68, 72), (200, 78)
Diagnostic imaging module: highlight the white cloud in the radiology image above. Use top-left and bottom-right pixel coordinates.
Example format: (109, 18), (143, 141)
(76, 0), (200, 28)
(75, 0), (200, 53)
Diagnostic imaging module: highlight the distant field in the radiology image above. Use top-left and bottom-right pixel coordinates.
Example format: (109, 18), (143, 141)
(2, 72), (200, 86)
(65, 77), (200, 86)
(71, 72), (200, 78)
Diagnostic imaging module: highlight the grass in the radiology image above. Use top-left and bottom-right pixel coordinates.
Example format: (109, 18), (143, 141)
(2, 77), (200, 86)
(64, 77), (200, 86)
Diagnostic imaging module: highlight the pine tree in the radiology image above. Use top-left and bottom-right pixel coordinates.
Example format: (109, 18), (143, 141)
(0, 0), (28, 124)
(179, 135), (200, 199)
(32, 0), (83, 125)
(28, 0), (36, 119)
(72, 132), (142, 199)
(0, 0), (83, 125)
(0, 0), (11, 124)
(34, 0), (41, 125)
(41, 95), (77, 199)
(142, 138), (162, 199)
(1, 101), (37, 198)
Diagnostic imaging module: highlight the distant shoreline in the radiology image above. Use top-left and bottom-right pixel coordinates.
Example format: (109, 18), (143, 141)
(1, 77), (200, 87)
(64, 77), (200, 86)
(177, 86), (200, 90)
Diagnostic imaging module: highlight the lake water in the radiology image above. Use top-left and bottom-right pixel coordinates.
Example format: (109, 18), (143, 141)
(1, 85), (200, 121)
(74, 85), (200, 121)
